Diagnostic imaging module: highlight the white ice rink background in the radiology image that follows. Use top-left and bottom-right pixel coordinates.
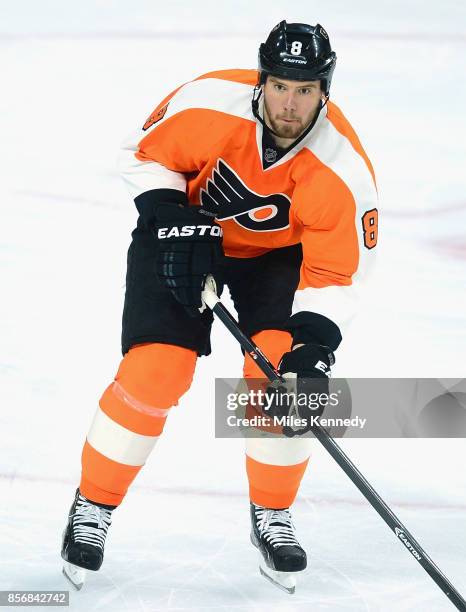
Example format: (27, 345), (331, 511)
(1, 1), (465, 610)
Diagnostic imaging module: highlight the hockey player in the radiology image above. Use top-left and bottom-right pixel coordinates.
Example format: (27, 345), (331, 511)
(61, 21), (378, 592)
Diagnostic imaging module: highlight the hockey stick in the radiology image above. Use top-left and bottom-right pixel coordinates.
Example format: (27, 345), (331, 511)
(201, 276), (466, 611)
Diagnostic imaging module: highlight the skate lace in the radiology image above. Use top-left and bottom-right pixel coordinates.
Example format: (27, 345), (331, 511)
(72, 494), (112, 551)
(254, 506), (299, 548)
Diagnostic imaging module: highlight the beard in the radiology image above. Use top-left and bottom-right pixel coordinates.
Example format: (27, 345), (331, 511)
(263, 97), (320, 141)
(268, 115), (304, 139)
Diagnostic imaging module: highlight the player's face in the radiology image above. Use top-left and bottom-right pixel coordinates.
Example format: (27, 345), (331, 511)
(263, 76), (324, 142)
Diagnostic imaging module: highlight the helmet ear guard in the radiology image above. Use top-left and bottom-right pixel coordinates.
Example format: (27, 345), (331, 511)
(258, 71), (267, 86)
(258, 20), (337, 97)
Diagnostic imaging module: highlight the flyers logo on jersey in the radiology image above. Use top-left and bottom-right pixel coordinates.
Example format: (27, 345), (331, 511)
(200, 160), (291, 232)
(142, 103), (169, 131)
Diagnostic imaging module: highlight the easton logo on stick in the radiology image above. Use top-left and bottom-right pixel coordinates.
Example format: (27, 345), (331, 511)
(394, 528), (422, 560)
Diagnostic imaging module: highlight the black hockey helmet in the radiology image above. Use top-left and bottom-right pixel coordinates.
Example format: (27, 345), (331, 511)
(258, 21), (337, 96)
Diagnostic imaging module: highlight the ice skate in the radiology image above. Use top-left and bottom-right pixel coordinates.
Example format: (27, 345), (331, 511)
(250, 502), (307, 594)
(61, 488), (114, 589)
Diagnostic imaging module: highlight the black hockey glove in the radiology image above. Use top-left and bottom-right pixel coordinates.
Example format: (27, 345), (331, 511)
(154, 203), (224, 316)
(274, 344), (335, 437)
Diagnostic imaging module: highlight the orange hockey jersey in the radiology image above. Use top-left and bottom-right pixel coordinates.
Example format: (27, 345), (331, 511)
(120, 69), (378, 336)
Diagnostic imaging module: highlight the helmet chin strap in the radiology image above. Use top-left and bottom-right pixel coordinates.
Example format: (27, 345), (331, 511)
(251, 84), (329, 143)
(252, 85), (280, 137)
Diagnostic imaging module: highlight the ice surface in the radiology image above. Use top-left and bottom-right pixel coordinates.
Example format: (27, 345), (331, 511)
(1, 1), (465, 610)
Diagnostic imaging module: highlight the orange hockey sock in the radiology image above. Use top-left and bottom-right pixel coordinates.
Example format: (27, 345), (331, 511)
(80, 343), (197, 506)
(243, 329), (312, 508)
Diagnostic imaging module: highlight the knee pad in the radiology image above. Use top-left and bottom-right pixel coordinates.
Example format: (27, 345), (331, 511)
(97, 343), (197, 440)
(89, 343), (196, 466)
(243, 329), (292, 378)
(115, 342), (197, 409)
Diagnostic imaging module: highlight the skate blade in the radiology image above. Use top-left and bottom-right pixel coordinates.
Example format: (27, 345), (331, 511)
(62, 562), (86, 590)
(259, 562), (298, 594)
